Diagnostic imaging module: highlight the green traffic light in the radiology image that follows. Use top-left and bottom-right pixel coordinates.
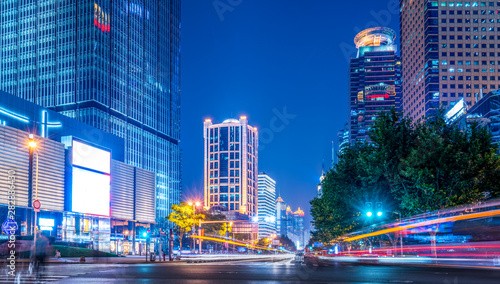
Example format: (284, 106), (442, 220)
(143, 232), (147, 237)
(366, 212), (373, 217)
(377, 212), (383, 217)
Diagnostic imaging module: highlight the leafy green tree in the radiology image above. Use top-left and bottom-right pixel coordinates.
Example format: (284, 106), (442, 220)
(277, 235), (296, 251)
(233, 233), (250, 241)
(256, 237), (270, 247)
(202, 212), (233, 237)
(167, 203), (205, 252)
(311, 109), (500, 242)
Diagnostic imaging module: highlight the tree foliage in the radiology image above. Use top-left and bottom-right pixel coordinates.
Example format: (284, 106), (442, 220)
(167, 202), (205, 251)
(311, 109), (500, 243)
(278, 235), (296, 251)
(202, 212), (232, 237)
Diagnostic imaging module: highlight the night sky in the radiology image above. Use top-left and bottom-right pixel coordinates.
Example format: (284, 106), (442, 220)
(180, 0), (400, 227)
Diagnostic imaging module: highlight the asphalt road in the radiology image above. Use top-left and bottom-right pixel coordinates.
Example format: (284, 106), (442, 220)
(3, 258), (500, 283)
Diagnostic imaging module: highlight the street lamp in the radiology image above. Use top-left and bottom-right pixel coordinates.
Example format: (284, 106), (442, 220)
(188, 201), (201, 253)
(28, 135), (40, 246)
(393, 211), (404, 256)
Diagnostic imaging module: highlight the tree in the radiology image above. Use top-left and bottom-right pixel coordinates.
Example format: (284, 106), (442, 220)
(311, 109), (500, 242)
(256, 237), (270, 247)
(202, 211), (228, 237)
(167, 203), (205, 252)
(277, 235), (296, 251)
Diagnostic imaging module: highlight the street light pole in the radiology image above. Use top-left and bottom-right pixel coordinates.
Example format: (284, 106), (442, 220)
(188, 201), (201, 253)
(34, 150), (39, 245)
(28, 135), (39, 244)
(394, 211), (403, 256)
(197, 220), (236, 254)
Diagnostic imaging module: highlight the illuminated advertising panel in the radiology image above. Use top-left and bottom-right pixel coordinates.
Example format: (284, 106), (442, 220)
(365, 85), (395, 101)
(94, 3), (110, 32)
(72, 140), (111, 174)
(72, 167), (110, 216)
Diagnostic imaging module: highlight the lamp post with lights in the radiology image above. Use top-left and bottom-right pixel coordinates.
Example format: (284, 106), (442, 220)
(393, 211), (404, 256)
(28, 134), (40, 245)
(188, 201), (201, 253)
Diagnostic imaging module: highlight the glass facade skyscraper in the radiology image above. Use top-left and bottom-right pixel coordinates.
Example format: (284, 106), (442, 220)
(0, 0), (181, 220)
(257, 173), (276, 238)
(348, 27), (402, 144)
(204, 117), (258, 216)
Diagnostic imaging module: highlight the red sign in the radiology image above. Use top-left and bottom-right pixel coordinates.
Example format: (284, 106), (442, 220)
(366, 93), (390, 100)
(33, 200), (41, 210)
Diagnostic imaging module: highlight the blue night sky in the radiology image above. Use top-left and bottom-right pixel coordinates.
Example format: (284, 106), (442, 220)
(180, 0), (400, 226)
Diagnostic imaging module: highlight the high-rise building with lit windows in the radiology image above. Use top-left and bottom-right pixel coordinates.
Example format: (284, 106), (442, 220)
(204, 117), (259, 216)
(400, 0), (500, 121)
(348, 27), (401, 144)
(257, 173), (276, 238)
(0, 0), (181, 220)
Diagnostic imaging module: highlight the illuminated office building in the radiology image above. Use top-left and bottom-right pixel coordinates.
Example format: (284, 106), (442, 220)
(257, 173), (276, 238)
(0, 0), (181, 220)
(276, 196), (287, 237)
(348, 27), (401, 144)
(286, 206), (306, 249)
(400, 0), (500, 120)
(203, 117), (258, 216)
(0, 90), (155, 254)
(336, 122), (350, 160)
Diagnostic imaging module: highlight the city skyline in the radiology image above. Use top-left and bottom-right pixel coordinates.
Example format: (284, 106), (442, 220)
(1, 0), (500, 281)
(181, 1), (401, 225)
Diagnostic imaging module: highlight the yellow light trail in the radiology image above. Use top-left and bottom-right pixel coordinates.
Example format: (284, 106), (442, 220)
(344, 209), (500, 242)
(189, 235), (283, 252)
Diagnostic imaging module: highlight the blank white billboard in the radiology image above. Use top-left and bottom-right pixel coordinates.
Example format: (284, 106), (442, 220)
(72, 167), (110, 216)
(72, 140), (110, 174)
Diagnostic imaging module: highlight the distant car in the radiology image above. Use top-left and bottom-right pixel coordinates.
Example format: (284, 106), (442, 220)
(295, 251), (304, 263)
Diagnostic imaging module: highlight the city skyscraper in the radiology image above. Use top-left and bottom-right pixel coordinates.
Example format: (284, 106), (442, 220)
(336, 122), (350, 159)
(348, 27), (401, 144)
(257, 173), (277, 238)
(285, 206), (305, 250)
(276, 196), (287, 237)
(0, 0), (181, 220)
(204, 117), (259, 216)
(400, 0), (500, 120)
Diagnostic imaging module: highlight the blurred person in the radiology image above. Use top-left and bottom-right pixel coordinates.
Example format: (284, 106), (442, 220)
(31, 231), (53, 278)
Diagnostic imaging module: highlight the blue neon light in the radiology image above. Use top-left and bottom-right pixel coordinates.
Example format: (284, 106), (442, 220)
(41, 110), (62, 138)
(0, 107), (29, 123)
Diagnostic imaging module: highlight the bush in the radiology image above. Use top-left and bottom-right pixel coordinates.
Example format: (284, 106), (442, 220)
(52, 245), (121, 258)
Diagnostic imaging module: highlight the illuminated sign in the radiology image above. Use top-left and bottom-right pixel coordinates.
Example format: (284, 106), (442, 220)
(72, 140), (111, 174)
(94, 4), (110, 32)
(72, 167), (110, 216)
(366, 93), (390, 100)
(39, 218), (55, 231)
(0, 107), (61, 137)
(71, 140), (111, 216)
(0, 107), (29, 123)
(83, 219), (90, 233)
(39, 218), (55, 227)
(40, 111), (62, 138)
(365, 85), (395, 101)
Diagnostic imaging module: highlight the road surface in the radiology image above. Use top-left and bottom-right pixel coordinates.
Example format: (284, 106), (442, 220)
(3, 257), (500, 283)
